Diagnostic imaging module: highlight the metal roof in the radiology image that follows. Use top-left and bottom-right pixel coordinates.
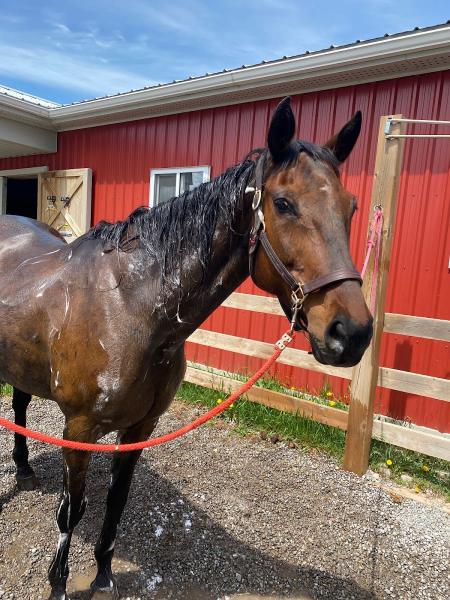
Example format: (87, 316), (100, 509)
(0, 84), (60, 108)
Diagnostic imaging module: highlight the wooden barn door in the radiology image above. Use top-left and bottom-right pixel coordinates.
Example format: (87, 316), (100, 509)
(38, 169), (92, 242)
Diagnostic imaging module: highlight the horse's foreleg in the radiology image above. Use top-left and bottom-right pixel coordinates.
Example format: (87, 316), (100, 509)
(91, 416), (159, 595)
(48, 417), (95, 600)
(12, 387), (38, 490)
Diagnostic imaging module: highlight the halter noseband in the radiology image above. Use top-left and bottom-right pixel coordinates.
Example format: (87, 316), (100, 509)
(247, 152), (362, 332)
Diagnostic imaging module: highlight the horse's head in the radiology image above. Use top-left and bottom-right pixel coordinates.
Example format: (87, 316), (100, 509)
(251, 97), (372, 367)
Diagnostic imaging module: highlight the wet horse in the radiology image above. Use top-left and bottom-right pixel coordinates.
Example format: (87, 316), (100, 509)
(0, 98), (372, 599)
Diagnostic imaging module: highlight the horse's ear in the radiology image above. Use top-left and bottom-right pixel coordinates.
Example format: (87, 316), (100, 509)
(267, 97), (296, 161)
(324, 111), (362, 163)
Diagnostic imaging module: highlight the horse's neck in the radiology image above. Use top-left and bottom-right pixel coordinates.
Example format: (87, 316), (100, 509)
(190, 234), (249, 321)
(153, 203), (252, 342)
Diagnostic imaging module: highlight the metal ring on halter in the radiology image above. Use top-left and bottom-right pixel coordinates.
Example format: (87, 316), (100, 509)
(256, 207), (266, 232)
(252, 189), (262, 210)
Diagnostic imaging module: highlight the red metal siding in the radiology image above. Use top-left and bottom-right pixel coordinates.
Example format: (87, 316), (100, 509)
(1, 71), (449, 431)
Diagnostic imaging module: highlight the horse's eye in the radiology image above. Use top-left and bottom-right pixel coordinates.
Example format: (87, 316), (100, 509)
(274, 197), (295, 215)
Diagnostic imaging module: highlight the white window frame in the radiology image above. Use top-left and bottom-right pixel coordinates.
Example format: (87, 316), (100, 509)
(149, 166), (210, 207)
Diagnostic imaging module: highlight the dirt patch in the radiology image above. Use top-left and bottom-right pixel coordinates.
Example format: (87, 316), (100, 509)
(0, 397), (449, 599)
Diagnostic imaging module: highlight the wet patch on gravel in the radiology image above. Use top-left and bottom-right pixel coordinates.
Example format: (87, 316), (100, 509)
(0, 396), (449, 600)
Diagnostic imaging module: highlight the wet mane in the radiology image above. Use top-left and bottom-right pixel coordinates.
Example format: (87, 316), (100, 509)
(88, 160), (255, 285)
(87, 141), (338, 283)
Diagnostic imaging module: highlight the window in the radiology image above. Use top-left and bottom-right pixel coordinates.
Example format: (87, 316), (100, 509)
(149, 166), (210, 206)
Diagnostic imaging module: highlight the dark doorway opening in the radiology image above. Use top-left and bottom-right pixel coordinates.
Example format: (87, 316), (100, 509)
(6, 178), (38, 219)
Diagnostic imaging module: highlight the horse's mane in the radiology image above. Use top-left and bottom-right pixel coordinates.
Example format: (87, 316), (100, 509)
(87, 141), (338, 285)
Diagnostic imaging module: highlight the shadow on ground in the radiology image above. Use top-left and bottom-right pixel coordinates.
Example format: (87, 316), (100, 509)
(1, 446), (377, 600)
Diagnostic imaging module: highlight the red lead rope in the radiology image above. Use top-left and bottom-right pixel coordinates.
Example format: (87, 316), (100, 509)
(0, 332), (290, 452)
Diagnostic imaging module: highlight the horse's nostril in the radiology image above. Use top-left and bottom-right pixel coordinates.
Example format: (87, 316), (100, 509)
(334, 322), (346, 338)
(326, 318), (348, 353)
(325, 314), (373, 360)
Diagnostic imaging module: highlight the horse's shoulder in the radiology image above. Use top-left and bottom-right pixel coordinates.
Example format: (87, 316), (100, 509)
(63, 236), (126, 291)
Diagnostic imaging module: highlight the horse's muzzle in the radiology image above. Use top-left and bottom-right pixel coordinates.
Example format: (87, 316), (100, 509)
(311, 314), (373, 367)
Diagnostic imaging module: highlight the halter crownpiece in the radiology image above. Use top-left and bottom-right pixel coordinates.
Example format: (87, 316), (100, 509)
(246, 151), (362, 332)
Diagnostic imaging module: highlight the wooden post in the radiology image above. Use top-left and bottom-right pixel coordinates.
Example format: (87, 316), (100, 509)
(343, 115), (405, 475)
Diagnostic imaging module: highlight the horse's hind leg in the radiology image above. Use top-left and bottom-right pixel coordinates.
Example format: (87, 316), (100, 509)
(48, 417), (95, 600)
(12, 387), (39, 490)
(91, 416), (159, 595)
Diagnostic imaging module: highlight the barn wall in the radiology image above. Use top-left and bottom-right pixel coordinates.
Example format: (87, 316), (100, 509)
(1, 71), (449, 432)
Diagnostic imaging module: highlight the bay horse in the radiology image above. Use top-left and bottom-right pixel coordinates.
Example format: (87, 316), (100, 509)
(0, 97), (372, 599)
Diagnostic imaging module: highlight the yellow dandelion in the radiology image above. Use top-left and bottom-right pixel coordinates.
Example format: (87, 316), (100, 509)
(422, 465), (430, 472)
(386, 459), (393, 466)
(329, 400), (336, 407)
(216, 399), (223, 405)
(414, 485), (421, 494)
(326, 391), (333, 397)
(229, 403), (235, 409)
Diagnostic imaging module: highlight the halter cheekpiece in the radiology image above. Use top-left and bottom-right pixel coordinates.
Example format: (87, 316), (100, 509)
(246, 152), (362, 333)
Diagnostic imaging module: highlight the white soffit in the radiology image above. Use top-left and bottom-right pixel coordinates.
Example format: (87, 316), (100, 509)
(0, 115), (57, 158)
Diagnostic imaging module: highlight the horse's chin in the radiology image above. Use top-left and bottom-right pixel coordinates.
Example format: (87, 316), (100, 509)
(309, 334), (362, 368)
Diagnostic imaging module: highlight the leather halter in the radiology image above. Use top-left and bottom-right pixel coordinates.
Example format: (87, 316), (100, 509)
(247, 152), (362, 332)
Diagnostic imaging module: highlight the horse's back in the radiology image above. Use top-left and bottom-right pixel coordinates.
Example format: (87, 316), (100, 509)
(0, 215), (65, 270)
(0, 214), (65, 241)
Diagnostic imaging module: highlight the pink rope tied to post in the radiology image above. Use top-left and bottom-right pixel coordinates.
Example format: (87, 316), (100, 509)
(361, 208), (383, 314)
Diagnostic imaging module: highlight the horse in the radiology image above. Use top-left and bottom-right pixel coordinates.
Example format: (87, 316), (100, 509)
(0, 97), (372, 599)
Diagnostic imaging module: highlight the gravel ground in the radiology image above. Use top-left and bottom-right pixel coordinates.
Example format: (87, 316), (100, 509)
(0, 396), (449, 600)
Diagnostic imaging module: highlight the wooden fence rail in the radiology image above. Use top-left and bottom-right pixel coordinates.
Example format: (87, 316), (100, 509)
(186, 322), (450, 461)
(221, 293), (450, 343)
(188, 328), (450, 402)
(184, 365), (450, 462)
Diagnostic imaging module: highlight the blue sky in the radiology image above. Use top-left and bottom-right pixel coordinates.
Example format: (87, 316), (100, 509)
(1, 1), (448, 105)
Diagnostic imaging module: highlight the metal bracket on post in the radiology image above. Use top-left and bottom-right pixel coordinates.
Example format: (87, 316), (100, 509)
(384, 117), (394, 138)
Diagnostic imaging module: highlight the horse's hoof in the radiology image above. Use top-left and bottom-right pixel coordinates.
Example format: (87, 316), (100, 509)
(16, 473), (39, 491)
(90, 576), (118, 597)
(47, 592), (69, 600)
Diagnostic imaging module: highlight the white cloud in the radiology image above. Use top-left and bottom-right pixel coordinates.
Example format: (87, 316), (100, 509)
(0, 42), (153, 98)
(129, 0), (204, 34)
(51, 22), (71, 34)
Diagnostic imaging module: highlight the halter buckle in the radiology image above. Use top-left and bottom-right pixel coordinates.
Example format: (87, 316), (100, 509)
(290, 285), (307, 332)
(291, 284), (306, 307)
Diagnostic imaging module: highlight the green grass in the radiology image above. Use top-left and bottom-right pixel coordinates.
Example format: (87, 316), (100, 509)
(0, 383), (13, 396)
(177, 377), (450, 501)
